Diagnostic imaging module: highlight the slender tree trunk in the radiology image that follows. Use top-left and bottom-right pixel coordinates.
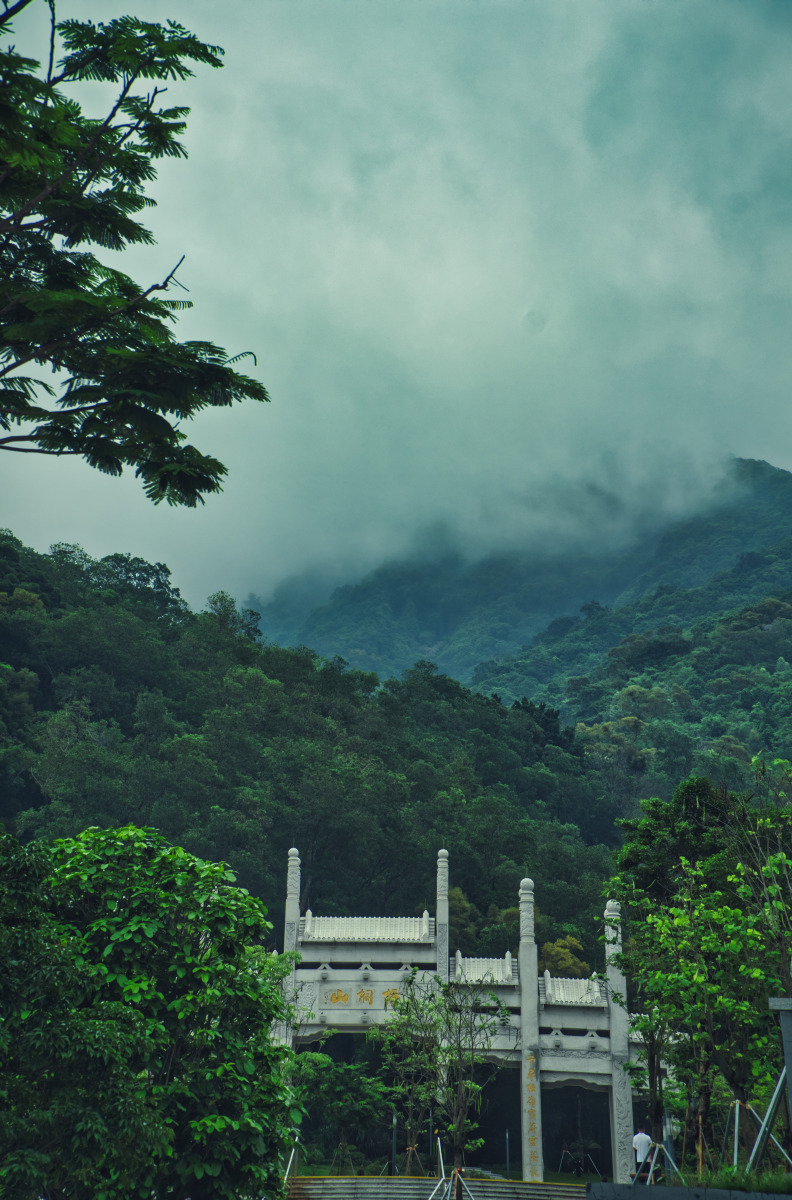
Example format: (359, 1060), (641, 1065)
(680, 1101), (691, 1172)
(646, 1033), (665, 1144)
(697, 1080), (712, 1178)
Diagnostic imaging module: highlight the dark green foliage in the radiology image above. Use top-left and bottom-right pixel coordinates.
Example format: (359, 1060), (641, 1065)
(256, 550), (644, 682)
(471, 463), (792, 714)
(551, 592), (792, 812)
(0, 825), (294, 1199)
(0, 529), (614, 966)
(614, 777), (739, 904)
(292, 1050), (389, 1168)
(0, 3), (268, 505)
(473, 535), (792, 709)
(369, 970), (510, 1171)
(689, 1167), (792, 1193)
(608, 777), (788, 1160)
(0, 832), (166, 1199)
(453, 465), (792, 813)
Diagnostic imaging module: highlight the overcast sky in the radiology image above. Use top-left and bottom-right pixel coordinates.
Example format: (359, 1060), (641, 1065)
(5, 0), (792, 606)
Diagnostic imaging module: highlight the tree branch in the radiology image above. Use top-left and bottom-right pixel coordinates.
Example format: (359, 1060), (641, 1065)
(46, 0), (56, 86)
(0, 338), (70, 379)
(0, 443), (81, 454)
(141, 255), (185, 299)
(0, 0), (37, 28)
(0, 74), (139, 234)
(0, 253), (184, 379)
(74, 89), (164, 198)
(0, 400), (104, 419)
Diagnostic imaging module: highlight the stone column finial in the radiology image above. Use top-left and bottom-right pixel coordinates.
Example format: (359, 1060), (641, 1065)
(284, 847), (301, 954)
(287, 847), (301, 897)
(604, 899), (624, 979)
(436, 848), (449, 899)
(604, 898), (622, 956)
(519, 877), (535, 942)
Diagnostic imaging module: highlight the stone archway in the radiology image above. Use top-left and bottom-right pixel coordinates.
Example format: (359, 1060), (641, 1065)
(283, 847), (638, 1182)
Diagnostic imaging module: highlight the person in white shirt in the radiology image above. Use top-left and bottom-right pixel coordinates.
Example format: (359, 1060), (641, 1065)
(633, 1127), (653, 1171)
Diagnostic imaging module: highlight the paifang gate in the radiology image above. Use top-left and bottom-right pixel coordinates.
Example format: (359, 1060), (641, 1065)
(282, 847), (640, 1183)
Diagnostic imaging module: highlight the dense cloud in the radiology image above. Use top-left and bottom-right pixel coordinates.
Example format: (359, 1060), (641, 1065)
(4, 0), (792, 604)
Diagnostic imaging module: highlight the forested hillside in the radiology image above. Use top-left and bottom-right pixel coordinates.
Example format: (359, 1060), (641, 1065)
(487, 587), (792, 813)
(5, 463), (792, 968)
(474, 527), (792, 706)
(0, 531), (614, 964)
(254, 458), (792, 681)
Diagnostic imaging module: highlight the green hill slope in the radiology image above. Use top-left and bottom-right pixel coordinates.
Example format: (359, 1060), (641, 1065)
(0, 530), (615, 963)
(547, 589), (792, 813)
(472, 531), (792, 706)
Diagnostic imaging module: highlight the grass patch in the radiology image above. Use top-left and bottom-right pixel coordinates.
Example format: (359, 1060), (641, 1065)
(681, 1167), (792, 1194)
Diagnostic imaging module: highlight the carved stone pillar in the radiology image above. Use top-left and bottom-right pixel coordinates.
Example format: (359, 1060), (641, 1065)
(436, 848), (449, 982)
(518, 877), (543, 1180)
(605, 899), (633, 1183)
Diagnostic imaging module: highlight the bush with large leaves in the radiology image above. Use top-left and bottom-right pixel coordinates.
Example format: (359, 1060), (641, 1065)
(0, 831), (168, 1199)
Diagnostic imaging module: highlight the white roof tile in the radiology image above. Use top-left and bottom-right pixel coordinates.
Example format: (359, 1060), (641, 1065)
(299, 914), (434, 943)
(539, 975), (607, 1006)
(453, 953), (517, 983)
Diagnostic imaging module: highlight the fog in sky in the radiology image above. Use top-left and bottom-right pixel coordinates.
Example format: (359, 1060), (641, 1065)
(4, 0), (792, 606)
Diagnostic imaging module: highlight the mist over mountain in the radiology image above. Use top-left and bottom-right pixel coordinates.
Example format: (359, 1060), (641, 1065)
(247, 463), (717, 648)
(5, 0), (792, 610)
(250, 458), (792, 682)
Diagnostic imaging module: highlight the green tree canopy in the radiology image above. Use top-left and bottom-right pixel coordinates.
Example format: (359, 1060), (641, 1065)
(0, 831), (168, 1199)
(608, 778), (787, 1169)
(291, 1052), (389, 1172)
(0, 2), (268, 504)
(0, 825), (296, 1199)
(373, 970), (510, 1171)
